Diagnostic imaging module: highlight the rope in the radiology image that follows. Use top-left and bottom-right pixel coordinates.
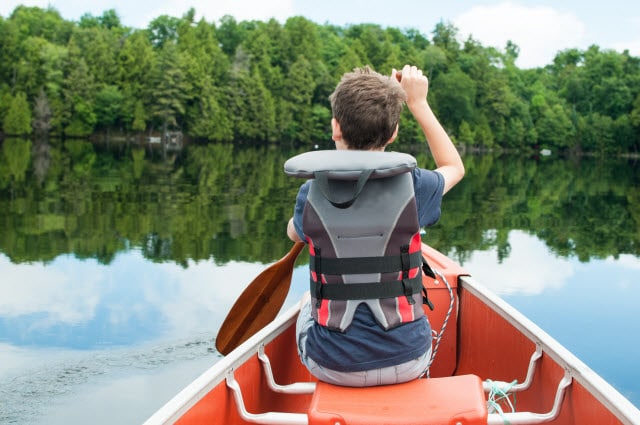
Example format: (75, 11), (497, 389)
(486, 379), (518, 424)
(423, 268), (455, 378)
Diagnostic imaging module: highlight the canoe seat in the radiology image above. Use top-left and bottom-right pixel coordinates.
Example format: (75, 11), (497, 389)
(308, 374), (487, 425)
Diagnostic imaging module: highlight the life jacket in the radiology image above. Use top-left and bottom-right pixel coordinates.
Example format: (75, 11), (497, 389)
(284, 150), (429, 332)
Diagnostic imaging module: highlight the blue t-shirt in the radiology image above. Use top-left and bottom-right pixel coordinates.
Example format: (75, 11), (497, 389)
(293, 168), (445, 372)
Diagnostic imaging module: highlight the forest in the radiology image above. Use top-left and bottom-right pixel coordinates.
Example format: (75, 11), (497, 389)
(1, 5), (640, 155)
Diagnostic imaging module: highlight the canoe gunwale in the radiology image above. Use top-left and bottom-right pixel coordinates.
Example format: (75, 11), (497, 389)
(460, 275), (640, 425)
(143, 302), (302, 425)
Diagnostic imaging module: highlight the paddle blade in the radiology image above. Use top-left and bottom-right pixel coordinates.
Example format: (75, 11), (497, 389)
(215, 242), (305, 355)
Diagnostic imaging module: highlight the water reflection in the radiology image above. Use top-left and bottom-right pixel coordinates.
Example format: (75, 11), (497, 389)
(0, 251), (279, 349)
(460, 230), (575, 295)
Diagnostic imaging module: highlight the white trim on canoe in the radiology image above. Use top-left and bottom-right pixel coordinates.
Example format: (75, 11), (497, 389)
(460, 275), (640, 425)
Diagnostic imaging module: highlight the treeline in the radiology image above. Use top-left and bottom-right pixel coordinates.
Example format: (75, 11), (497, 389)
(1, 6), (640, 154)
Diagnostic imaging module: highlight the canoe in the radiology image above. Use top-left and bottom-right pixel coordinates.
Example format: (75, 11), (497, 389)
(144, 243), (640, 425)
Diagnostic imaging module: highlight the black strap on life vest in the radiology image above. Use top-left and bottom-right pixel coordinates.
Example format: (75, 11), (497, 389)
(309, 250), (423, 275)
(311, 248), (437, 311)
(310, 275), (423, 301)
(311, 244), (423, 304)
(421, 256), (435, 310)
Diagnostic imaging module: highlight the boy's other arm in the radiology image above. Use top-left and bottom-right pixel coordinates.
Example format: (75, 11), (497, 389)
(395, 65), (465, 195)
(287, 217), (302, 242)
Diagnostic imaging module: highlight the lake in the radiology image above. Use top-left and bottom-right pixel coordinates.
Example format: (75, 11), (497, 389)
(0, 139), (639, 424)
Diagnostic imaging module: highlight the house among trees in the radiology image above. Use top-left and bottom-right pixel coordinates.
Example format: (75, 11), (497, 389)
(147, 131), (183, 150)
(164, 131), (183, 151)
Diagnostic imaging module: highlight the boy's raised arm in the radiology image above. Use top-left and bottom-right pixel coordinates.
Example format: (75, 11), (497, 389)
(393, 65), (465, 194)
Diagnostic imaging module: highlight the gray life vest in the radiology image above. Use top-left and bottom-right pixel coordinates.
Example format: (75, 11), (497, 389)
(284, 150), (427, 332)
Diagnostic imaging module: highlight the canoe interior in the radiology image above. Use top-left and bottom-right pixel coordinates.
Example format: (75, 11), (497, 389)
(158, 244), (639, 425)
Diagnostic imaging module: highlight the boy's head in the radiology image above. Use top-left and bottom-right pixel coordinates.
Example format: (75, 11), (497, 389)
(329, 66), (406, 150)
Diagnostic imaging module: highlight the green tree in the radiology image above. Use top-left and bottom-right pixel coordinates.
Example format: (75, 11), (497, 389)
(420, 45), (448, 78)
(177, 16), (231, 141)
(345, 24), (393, 71)
(118, 30), (155, 131)
(131, 148), (145, 180)
(7, 5), (73, 44)
(216, 15), (246, 56)
(188, 82), (233, 141)
(62, 54), (96, 137)
(282, 17), (321, 67)
(0, 16), (20, 87)
(458, 121), (475, 145)
(65, 139), (96, 176)
(69, 26), (120, 86)
(94, 85), (123, 134)
(431, 21), (460, 62)
(3, 92), (32, 135)
(149, 43), (190, 133)
(431, 66), (476, 132)
(227, 68), (276, 142)
(1, 137), (32, 183)
(536, 104), (575, 149)
(282, 56), (316, 143)
(474, 118), (495, 148)
(13, 36), (48, 99)
(631, 93), (640, 129)
(79, 9), (122, 31)
(147, 15), (180, 48)
(131, 100), (147, 133)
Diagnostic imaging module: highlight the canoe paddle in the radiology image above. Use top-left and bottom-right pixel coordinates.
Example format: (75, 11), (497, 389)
(215, 241), (306, 355)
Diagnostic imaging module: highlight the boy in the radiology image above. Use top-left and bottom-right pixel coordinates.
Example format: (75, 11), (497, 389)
(287, 64), (464, 386)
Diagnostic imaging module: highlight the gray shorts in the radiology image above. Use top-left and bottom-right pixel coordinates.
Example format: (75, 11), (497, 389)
(295, 298), (432, 387)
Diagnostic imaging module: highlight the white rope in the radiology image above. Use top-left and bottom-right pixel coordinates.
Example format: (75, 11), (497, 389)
(423, 268), (455, 378)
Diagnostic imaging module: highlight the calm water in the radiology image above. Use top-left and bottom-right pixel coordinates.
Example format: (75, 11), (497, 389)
(0, 140), (638, 423)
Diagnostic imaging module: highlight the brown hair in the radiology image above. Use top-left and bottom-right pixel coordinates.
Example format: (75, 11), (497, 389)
(329, 66), (406, 150)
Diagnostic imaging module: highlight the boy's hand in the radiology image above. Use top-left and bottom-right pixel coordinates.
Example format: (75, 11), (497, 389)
(392, 65), (429, 109)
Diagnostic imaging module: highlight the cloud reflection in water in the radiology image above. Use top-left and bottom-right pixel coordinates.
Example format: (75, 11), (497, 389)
(0, 250), (275, 349)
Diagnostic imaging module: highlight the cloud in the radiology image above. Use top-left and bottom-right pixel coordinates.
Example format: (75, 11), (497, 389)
(615, 15), (640, 56)
(0, 254), (102, 324)
(606, 254), (640, 270)
(460, 230), (575, 295)
(613, 38), (640, 58)
(454, 2), (586, 68)
(148, 258), (269, 334)
(0, 250), (287, 345)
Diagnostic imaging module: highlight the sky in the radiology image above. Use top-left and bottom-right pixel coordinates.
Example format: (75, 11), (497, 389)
(1, 0), (640, 69)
